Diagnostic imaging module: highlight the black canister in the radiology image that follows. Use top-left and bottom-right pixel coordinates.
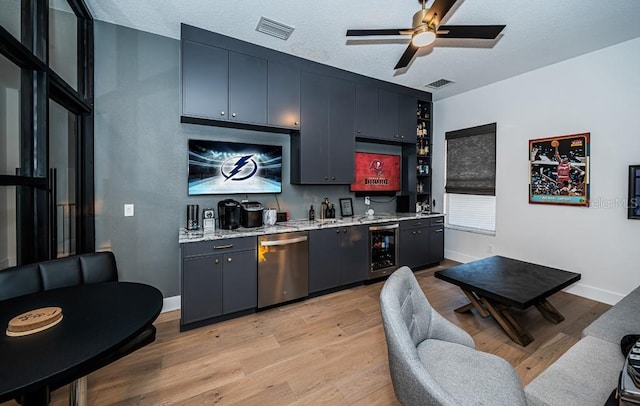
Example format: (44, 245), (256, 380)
(187, 204), (199, 230)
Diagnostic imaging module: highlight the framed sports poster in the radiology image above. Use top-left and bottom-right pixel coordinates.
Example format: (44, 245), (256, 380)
(529, 133), (590, 206)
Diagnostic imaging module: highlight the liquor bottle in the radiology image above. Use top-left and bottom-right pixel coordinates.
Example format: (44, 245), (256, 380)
(309, 205), (315, 221)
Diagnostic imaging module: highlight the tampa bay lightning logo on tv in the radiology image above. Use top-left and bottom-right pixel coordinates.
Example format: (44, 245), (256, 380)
(221, 154), (258, 181)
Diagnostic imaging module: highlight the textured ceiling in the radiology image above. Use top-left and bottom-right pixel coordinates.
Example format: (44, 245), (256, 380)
(85, 0), (640, 100)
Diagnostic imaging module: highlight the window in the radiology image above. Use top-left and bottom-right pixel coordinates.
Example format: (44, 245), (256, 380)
(49, 0), (78, 90)
(0, 53), (21, 176)
(50, 100), (78, 257)
(0, 186), (17, 268)
(1, 0), (94, 267)
(445, 123), (496, 233)
(0, 1), (21, 40)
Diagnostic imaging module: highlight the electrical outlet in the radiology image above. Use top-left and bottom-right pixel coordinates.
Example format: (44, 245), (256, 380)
(365, 196), (371, 206)
(487, 244), (494, 255)
(124, 204), (134, 217)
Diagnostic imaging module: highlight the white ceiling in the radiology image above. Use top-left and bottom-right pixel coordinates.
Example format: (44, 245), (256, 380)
(85, 0), (640, 100)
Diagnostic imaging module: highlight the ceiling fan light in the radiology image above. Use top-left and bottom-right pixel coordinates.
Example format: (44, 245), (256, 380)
(412, 29), (436, 47)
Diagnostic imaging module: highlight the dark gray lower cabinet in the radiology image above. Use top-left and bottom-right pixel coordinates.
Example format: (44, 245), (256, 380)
(182, 254), (222, 324)
(399, 216), (444, 269)
(309, 225), (368, 293)
(428, 217), (445, 264)
(180, 237), (257, 328)
(399, 219), (430, 269)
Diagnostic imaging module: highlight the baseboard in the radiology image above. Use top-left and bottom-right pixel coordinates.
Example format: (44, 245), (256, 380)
(162, 295), (181, 313)
(444, 250), (625, 306)
(563, 283), (624, 306)
(444, 250), (481, 264)
(0, 256), (16, 269)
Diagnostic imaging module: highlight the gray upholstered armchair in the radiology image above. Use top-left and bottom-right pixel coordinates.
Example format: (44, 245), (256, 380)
(379, 266), (527, 406)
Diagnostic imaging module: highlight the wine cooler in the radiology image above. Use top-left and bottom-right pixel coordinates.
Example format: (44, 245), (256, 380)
(368, 223), (399, 279)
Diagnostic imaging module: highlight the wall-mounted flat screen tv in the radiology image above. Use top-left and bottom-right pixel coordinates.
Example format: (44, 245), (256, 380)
(350, 152), (401, 192)
(188, 139), (282, 195)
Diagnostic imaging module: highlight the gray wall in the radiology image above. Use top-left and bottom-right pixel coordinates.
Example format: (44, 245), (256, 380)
(94, 21), (400, 297)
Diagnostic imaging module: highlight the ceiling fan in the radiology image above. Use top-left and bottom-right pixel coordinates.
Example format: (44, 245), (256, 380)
(346, 0), (506, 70)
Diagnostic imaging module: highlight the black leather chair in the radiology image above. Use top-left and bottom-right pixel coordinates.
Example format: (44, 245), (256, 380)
(0, 252), (157, 406)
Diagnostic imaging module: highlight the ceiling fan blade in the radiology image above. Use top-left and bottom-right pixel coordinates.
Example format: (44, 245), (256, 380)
(423, 0), (458, 26)
(436, 25), (506, 39)
(394, 43), (419, 70)
(346, 29), (411, 37)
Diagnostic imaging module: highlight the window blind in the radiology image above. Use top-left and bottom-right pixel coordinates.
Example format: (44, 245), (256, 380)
(447, 193), (496, 233)
(445, 123), (496, 195)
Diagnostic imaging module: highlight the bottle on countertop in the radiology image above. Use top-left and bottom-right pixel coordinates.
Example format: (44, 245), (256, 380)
(330, 204), (335, 218)
(309, 205), (315, 221)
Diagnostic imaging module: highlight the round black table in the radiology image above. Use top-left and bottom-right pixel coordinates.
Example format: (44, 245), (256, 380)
(0, 282), (163, 405)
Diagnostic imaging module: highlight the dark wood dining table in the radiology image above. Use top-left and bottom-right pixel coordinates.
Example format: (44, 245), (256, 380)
(435, 255), (581, 346)
(0, 282), (163, 406)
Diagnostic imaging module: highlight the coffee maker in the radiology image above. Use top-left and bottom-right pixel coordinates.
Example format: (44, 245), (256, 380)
(217, 199), (241, 230)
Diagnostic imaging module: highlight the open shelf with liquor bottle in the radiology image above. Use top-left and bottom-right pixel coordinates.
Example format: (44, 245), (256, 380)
(416, 100), (432, 212)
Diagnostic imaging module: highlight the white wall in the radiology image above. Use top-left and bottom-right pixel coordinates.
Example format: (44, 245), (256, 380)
(433, 37), (640, 305)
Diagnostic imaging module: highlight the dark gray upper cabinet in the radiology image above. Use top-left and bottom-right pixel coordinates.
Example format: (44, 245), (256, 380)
(292, 70), (354, 184)
(267, 59), (300, 129)
(182, 40), (228, 119)
(354, 84), (378, 137)
(181, 39), (267, 125)
(398, 93), (418, 144)
(228, 51), (267, 124)
(355, 85), (417, 144)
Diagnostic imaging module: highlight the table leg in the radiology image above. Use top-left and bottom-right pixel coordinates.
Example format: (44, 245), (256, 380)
(70, 376), (88, 406)
(481, 298), (534, 347)
(453, 289), (490, 318)
(20, 388), (50, 406)
(535, 299), (565, 324)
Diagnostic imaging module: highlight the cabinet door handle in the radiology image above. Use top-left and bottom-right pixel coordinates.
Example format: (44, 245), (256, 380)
(336, 229), (341, 233)
(332, 176), (336, 180)
(214, 258), (220, 264)
(220, 111), (225, 116)
(213, 244), (234, 250)
(342, 229), (347, 233)
(416, 230), (422, 235)
(434, 228), (444, 232)
(232, 113), (237, 117)
(324, 176), (328, 180)
(227, 257), (232, 262)
(294, 121), (299, 126)
(357, 130), (361, 134)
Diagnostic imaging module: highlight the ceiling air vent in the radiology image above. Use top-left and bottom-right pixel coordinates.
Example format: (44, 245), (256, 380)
(256, 17), (295, 40)
(425, 79), (455, 89)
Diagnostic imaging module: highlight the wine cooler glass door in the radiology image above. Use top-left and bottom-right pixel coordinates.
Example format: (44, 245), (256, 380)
(368, 223), (399, 279)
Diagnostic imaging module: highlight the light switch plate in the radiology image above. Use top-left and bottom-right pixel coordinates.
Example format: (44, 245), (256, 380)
(124, 204), (134, 217)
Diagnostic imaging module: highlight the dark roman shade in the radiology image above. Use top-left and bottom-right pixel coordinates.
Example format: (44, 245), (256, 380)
(445, 123), (496, 196)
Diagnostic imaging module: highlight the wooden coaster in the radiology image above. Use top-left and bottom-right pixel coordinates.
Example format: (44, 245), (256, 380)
(6, 307), (63, 337)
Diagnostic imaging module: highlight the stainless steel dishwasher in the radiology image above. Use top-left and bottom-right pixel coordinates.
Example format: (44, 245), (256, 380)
(257, 231), (309, 308)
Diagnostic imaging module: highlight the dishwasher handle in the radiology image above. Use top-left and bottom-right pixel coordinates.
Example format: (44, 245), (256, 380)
(260, 235), (308, 247)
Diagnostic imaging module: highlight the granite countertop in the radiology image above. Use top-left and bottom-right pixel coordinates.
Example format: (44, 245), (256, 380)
(179, 212), (443, 244)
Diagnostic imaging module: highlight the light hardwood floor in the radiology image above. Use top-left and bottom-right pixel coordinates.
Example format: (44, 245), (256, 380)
(3, 260), (611, 405)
